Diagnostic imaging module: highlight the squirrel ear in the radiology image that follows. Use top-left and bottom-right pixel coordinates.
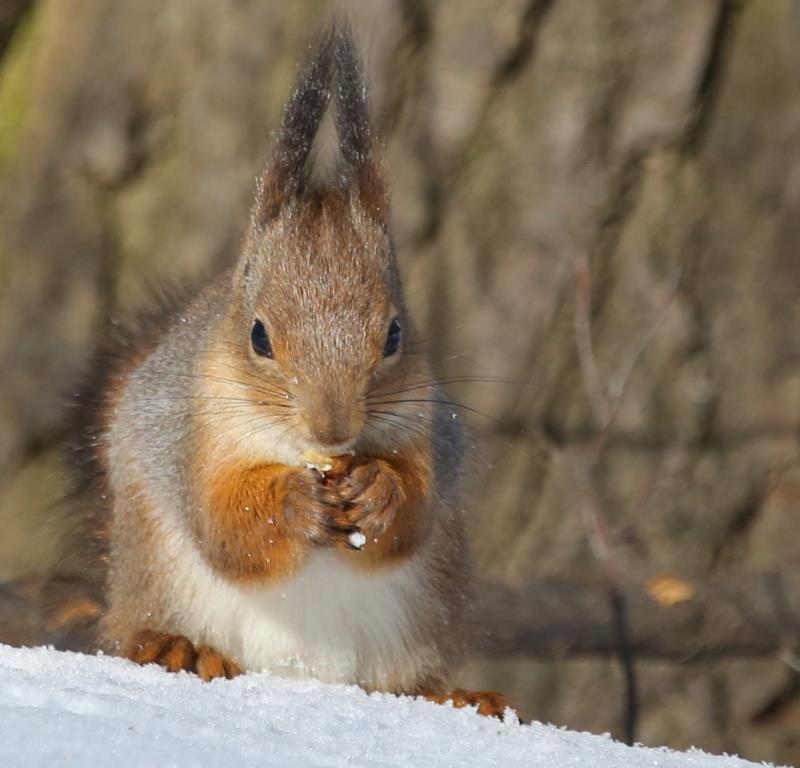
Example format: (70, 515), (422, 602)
(253, 28), (336, 228)
(332, 22), (388, 226)
(252, 22), (387, 230)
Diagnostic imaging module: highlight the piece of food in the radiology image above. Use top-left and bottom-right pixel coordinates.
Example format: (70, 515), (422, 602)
(348, 531), (367, 550)
(301, 449), (334, 473)
(301, 450), (353, 485)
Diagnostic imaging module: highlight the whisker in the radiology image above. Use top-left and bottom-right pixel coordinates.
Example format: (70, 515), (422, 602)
(364, 418), (427, 446)
(184, 412), (297, 452)
(134, 395), (294, 409)
(234, 412), (302, 454)
(367, 398), (497, 424)
(210, 360), (297, 400)
(368, 375), (526, 400)
(366, 410), (432, 443)
(145, 369), (294, 403)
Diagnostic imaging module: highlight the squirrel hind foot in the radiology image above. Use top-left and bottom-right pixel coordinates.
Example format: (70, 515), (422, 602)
(128, 629), (241, 681)
(423, 689), (513, 720)
(195, 644), (242, 681)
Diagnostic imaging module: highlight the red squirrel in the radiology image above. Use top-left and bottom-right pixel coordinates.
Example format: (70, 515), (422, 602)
(85, 23), (507, 717)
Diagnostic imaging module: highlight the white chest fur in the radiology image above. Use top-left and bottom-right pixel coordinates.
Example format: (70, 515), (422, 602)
(163, 523), (427, 689)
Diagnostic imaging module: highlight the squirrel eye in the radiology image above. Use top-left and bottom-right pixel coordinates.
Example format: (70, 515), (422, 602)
(383, 317), (402, 358)
(251, 319), (274, 358)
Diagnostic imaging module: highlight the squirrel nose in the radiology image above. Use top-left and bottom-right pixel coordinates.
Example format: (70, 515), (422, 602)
(308, 420), (355, 449)
(305, 400), (361, 449)
(298, 380), (364, 449)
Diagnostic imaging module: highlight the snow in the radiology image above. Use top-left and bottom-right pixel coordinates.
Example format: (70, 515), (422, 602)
(348, 531), (367, 549)
(0, 644), (773, 768)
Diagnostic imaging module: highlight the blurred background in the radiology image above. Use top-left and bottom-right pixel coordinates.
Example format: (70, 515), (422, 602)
(0, 0), (798, 763)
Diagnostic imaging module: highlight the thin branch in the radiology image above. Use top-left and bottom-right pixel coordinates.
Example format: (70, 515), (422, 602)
(573, 255), (611, 429)
(569, 256), (683, 744)
(604, 267), (684, 431)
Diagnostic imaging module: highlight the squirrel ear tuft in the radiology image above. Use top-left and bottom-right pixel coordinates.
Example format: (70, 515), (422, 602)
(252, 22), (387, 229)
(332, 21), (388, 226)
(253, 27), (336, 228)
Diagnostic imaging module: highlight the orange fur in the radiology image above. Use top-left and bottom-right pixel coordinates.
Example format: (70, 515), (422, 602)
(196, 453), (432, 578)
(198, 462), (305, 582)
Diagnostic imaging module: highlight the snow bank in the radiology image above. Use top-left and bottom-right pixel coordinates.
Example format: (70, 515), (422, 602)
(0, 644), (772, 768)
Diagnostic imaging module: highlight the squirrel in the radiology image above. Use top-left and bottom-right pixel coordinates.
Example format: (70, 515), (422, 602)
(77, 23), (508, 718)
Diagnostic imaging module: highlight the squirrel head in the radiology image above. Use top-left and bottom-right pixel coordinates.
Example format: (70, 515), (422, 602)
(216, 24), (426, 455)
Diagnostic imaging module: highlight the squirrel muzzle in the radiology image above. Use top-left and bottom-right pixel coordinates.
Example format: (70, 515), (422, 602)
(301, 388), (364, 449)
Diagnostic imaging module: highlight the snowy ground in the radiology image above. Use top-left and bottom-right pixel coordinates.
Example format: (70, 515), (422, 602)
(0, 644), (776, 768)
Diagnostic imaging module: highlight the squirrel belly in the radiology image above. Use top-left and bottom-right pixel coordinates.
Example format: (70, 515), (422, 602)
(104, 497), (456, 691)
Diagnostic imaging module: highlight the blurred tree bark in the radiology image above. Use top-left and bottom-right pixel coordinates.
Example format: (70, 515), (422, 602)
(0, 0), (798, 763)
(0, 1), (31, 58)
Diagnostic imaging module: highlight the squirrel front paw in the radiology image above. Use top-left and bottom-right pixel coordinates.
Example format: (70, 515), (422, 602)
(129, 630), (241, 681)
(283, 469), (360, 548)
(335, 459), (406, 542)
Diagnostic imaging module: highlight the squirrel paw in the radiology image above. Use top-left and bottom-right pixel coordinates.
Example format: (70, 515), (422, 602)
(129, 630), (241, 681)
(336, 459), (405, 541)
(283, 469), (360, 548)
(425, 689), (513, 719)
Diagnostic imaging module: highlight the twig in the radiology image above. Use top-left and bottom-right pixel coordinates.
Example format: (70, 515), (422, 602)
(569, 255), (682, 744)
(604, 266), (684, 429)
(573, 255), (610, 429)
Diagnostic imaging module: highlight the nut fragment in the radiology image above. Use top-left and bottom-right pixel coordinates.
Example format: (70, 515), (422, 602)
(301, 449), (334, 473)
(301, 450), (353, 484)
